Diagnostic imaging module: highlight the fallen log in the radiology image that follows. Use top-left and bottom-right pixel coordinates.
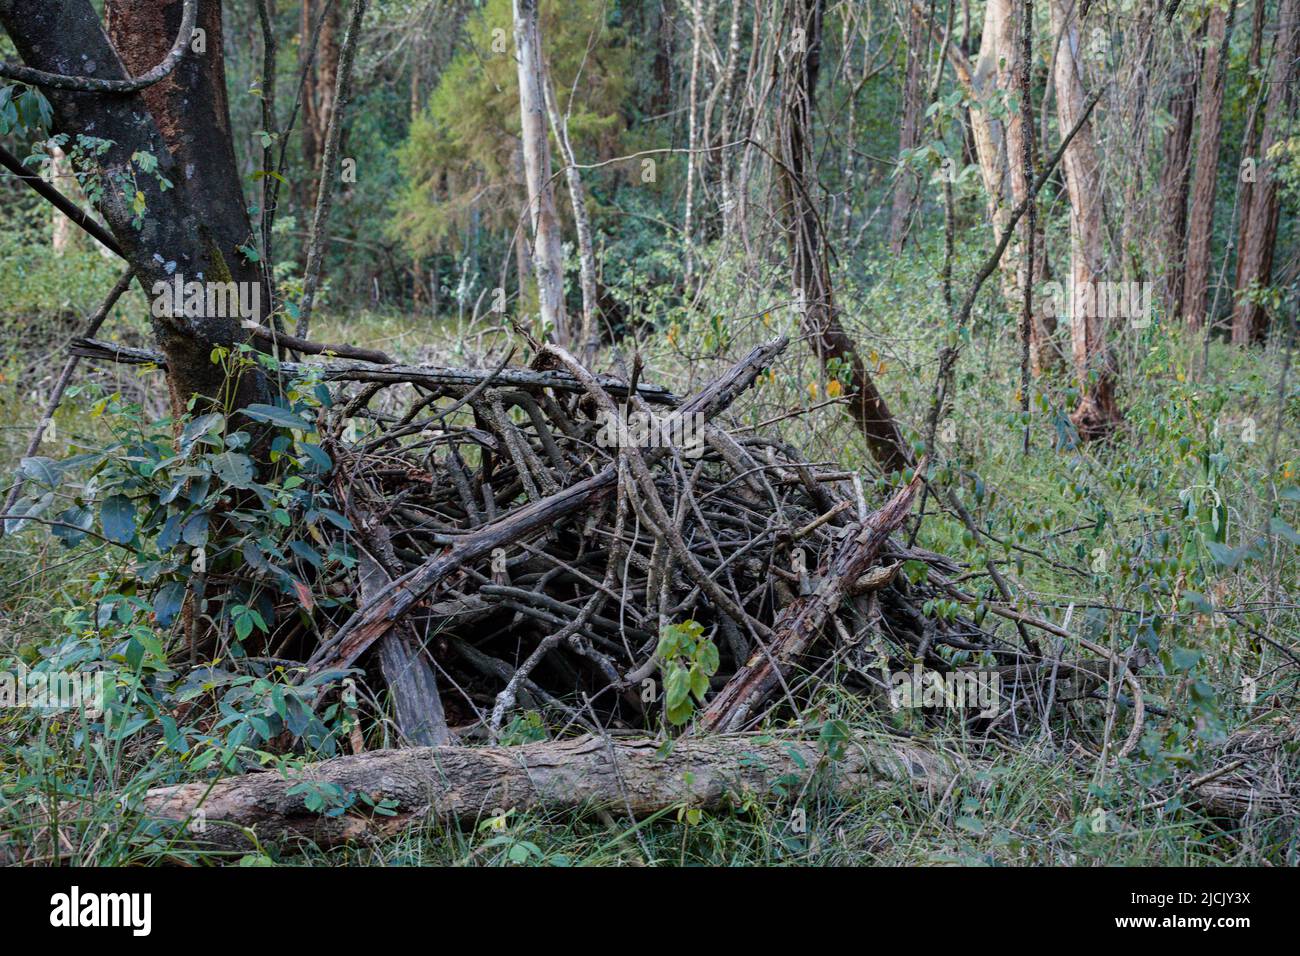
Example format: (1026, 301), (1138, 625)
(133, 714), (1297, 852)
(138, 732), (958, 851)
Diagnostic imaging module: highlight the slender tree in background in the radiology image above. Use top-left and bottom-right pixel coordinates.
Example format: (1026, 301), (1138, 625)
(300, 0), (341, 215)
(968, 0), (1012, 243)
(714, 0), (744, 243)
(777, 0), (911, 473)
(297, 0), (367, 338)
(999, 0), (1054, 373)
(1182, 0), (1237, 330)
(1233, 0), (1300, 344)
(512, 0), (568, 344)
(888, 13), (925, 254)
(1232, 0), (1268, 301)
(543, 67), (600, 357)
(1158, 38), (1201, 322)
(1049, 0), (1120, 438)
(44, 146), (80, 256)
(1014, 0), (1042, 442)
(911, 0), (1023, 298)
(683, 0), (705, 284)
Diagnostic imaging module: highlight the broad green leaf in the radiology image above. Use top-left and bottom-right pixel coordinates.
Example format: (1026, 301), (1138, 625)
(1269, 517), (1300, 546)
(689, 663), (709, 703)
(663, 663), (690, 710)
(18, 456), (61, 488)
(153, 581), (186, 627)
(697, 639), (720, 676)
(241, 403), (313, 431)
(210, 450), (255, 488)
(52, 504), (94, 547)
(100, 494), (137, 544)
(181, 412), (225, 450)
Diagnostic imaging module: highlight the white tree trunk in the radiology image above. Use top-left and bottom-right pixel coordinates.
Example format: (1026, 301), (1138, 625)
(543, 69), (600, 358)
(512, 0), (568, 344)
(970, 0), (1011, 237)
(683, 0), (705, 283)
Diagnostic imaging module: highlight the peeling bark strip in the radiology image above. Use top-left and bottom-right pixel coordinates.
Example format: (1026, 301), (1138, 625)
(138, 733), (957, 850)
(303, 336), (789, 678)
(701, 466), (925, 731)
(355, 529), (452, 748)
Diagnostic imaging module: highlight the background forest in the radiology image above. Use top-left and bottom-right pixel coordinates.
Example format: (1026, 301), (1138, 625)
(0, 0), (1297, 866)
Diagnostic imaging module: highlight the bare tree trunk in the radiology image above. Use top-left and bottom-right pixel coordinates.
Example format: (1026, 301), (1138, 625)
(46, 0), (271, 415)
(296, 0), (367, 339)
(888, 15), (925, 253)
(512, 0), (568, 344)
(970, 0), (1012, 240)
(910, 0), (1012, 289)
(652, 0), (675, 117)
(715, 0), (743, 241)
(46, 146), (78, 256)
(999, 0), (1055, 372)
(1231, 0), (1267, 300)
(1010, 0), (1053, 415)
(1182, 0), (1237, 330)
(300, 0), (340, 218)
(1049, 0), (1120, 439)
(255, 0), (281, 315)
(543, 68), (600, 358)
(778, 0), (911, 473)
(1117, 2), (1158, 275)
(409, 53), (424, 311)
(1159, 44), (1201, 322)
(1232, 0), (1299, 344)
(683, 0), (705, 283)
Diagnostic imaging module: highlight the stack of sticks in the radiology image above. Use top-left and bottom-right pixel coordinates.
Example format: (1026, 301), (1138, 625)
(72, 333), (1086, 747)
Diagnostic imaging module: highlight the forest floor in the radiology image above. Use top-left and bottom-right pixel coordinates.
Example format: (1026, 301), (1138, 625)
(1, 240), (1296, 866)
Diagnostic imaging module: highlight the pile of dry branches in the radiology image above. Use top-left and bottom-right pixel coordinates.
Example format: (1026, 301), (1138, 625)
(74, 330), (1128, 748)
(252, 332), (1014, 744)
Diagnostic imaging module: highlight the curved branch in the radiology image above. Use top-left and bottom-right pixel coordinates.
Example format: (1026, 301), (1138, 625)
(0, 0), (195, 92)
